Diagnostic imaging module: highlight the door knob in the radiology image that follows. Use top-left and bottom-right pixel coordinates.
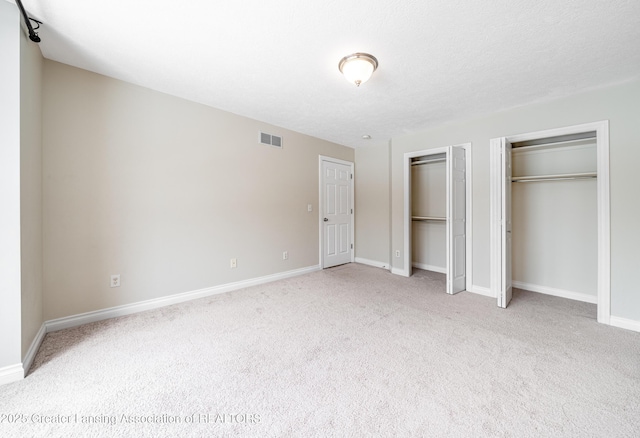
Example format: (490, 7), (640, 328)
(324, 218), (328, 222)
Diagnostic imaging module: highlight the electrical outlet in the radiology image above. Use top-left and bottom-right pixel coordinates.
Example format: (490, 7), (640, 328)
(230, 258), (237, 268)
(283, 251), (288, 260)
(307, 204), (313, 212)
(395, 250), (400, 258)
(110, 274), (120, 288)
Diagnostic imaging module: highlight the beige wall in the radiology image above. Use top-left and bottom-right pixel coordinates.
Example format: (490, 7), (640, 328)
(42, 60), (353, 320)
(384, 79), (640, 321)
(20, 26), (44, 357)
(354, 144), (390, 267)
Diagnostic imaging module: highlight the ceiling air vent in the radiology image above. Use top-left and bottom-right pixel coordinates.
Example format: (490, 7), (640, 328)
(259, 131), (283, 148)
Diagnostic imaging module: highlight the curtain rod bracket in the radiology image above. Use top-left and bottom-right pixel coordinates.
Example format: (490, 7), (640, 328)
(15, 0), (41, 43)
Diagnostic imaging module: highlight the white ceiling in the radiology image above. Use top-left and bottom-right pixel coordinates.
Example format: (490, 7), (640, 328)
(14, 0), (640, 148)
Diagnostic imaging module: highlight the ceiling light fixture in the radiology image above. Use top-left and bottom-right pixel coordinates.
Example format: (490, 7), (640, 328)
(338, 53), (378, 87)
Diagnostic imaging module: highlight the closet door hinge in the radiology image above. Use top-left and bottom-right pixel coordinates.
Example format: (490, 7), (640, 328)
(351, 209), (353, 214)
(350, 174), (353, 180)
(351, 243), (353, 249)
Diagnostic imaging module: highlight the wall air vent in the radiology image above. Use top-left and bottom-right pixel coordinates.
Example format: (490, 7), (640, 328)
(259, 131), (283, 148)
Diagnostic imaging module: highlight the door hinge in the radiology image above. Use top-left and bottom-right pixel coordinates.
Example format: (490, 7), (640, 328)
(351, 209), (353, 214)
(350, 174), (353, 180)
(351, 243), (353, 249)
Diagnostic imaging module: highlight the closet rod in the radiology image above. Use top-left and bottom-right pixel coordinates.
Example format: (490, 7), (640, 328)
(412, 216), (446, 221)
(411, 158), (446, 166)
(512, 172), (597, 183)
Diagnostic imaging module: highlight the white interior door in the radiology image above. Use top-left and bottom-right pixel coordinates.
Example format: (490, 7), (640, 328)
(499, 138), (513, 308)
(447, 146), (466, 294)
(322, 160), (353, 268)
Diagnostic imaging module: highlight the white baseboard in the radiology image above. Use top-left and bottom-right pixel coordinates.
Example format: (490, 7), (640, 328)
(391, 267), (409, 277)
(609, 316), (640, 333)
(512, 281), (597, 304)
(22, 323), (46, 376)
(412, 262), (446, 274)
(355, 257), (389, 270)
(46, 264), (321, 333)
(0, 364), (24, 386)
(467, 285), (495, 298)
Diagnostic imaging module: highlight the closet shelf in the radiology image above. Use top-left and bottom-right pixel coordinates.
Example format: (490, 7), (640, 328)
(412, 216), (446, 221)
(512, 172), (597, 183)
(512, 137), (596, 152)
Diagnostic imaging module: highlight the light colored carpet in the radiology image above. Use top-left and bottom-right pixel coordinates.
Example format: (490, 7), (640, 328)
(1, 263), (638, 437)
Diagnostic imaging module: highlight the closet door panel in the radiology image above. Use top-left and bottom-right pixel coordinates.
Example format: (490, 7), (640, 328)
(448, 146), (466, 294)
(499, 139), (513, 308)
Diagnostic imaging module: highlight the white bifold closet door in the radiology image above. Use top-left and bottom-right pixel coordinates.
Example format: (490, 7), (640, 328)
(489, 137), (514, 308)
(499, 138), (513, 307)
(447, 145), (467, 295)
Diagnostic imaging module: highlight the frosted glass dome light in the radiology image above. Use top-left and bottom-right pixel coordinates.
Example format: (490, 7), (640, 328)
(338, 53), (379, 87)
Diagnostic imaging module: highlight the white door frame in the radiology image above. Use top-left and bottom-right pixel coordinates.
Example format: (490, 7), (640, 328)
(401, 143), (473, 292)
(319, 156), (355, 268)
(489, 120), (610, 324)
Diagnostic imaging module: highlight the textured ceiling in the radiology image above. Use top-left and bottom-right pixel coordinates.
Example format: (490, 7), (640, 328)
(13, 0), (640, 148)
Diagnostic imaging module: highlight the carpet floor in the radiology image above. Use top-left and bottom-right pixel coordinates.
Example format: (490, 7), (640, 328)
(1, 263), (638, 437)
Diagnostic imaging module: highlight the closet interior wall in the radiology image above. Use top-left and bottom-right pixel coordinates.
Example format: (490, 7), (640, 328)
(511, 137), (598, 300)
(411, 154), (447, 273)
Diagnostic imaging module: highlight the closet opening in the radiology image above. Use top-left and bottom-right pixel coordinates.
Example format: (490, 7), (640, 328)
(490, 121), (610, 325)
(402, 144), (471, 295)
(410, 153), (447, 277)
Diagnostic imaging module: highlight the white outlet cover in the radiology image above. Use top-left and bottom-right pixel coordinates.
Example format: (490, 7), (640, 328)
(110, 274), (120, 287)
